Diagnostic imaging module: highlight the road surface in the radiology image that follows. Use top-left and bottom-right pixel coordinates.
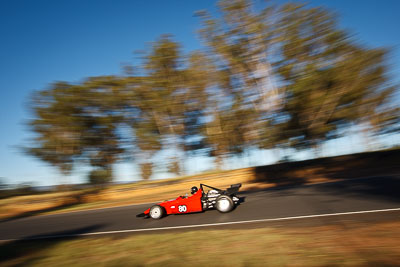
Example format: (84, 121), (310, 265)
(1, 176), (399, 241)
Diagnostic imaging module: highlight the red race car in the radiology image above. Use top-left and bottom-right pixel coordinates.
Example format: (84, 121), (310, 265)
(136, 183), (242, 219)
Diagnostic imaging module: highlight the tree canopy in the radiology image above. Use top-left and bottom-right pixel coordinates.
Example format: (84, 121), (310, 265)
(25, 0), (399, 183)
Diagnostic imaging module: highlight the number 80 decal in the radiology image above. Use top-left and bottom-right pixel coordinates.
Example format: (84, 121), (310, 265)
(178, 205), (187, 212)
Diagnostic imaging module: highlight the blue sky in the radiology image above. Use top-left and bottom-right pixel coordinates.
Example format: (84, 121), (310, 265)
(0, 0), (399, 186)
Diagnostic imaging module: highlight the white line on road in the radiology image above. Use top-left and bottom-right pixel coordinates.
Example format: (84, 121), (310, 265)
(1, 207), (400, 242)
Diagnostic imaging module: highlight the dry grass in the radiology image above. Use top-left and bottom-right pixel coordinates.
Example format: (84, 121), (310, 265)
(0, 168), (257, 219)
(1, 221), (400, 266)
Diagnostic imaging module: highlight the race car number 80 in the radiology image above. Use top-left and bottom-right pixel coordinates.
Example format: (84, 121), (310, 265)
(178, 205), (187, 212)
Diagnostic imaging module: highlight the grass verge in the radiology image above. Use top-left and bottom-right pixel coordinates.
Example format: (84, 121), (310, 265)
(1, 221), (400, 266)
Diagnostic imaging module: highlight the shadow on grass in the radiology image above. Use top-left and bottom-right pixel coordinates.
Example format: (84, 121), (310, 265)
(0, 188), (104, 223)
(242, 174), (400, 204)
(253, 149), (400, 185)
(0, 224), (104, 266)
(317, 175), (400, 203)
(247, 149), (400, 202)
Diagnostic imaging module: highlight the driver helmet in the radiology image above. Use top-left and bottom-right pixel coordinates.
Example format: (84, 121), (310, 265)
(191, 186), (198, 195)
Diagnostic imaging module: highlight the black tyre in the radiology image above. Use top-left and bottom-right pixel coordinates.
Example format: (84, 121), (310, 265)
(216, 195), (234, 213)
(149, 205), (164, 219)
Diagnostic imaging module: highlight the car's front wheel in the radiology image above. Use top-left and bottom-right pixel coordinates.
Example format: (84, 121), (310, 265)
(216, 195), (234, 213)
(149, 205), (164, 219)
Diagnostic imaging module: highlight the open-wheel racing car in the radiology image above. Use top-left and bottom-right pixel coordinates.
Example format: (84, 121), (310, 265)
(136, 183), (242, 219)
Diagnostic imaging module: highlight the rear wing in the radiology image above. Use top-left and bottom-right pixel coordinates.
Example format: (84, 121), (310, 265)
(200, 183), (241, 195)
(225, 183), (241, 194)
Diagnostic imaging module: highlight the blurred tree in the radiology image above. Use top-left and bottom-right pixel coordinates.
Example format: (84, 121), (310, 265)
(26, 76), (127, 184)
(270, 3), (399, 152)
(167, 157), (181, 175)
(183, 51), (213, 153)
(140, 162), (153, 180)
(26, 82), (83, 176)
(133, 36), (211, 176)
(79, 77), (127, 172)
(25, 0), (399, 183)
(0, 178), (7, 190)
(88, 169), (112, 185)
(130, 36), (185, 178)
(197, 0), (278, 167)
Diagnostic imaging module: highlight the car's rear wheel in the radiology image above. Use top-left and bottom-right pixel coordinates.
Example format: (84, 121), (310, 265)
(149, 205), (164, 219)
(216, 195), (234, 213)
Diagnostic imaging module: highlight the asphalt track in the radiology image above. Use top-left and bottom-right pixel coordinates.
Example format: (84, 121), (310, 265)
(1, 176), (399, 241)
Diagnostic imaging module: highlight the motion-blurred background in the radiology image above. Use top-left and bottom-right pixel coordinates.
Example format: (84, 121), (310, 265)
(1, 1), (400, 266)
(1, 0), (399, 189)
